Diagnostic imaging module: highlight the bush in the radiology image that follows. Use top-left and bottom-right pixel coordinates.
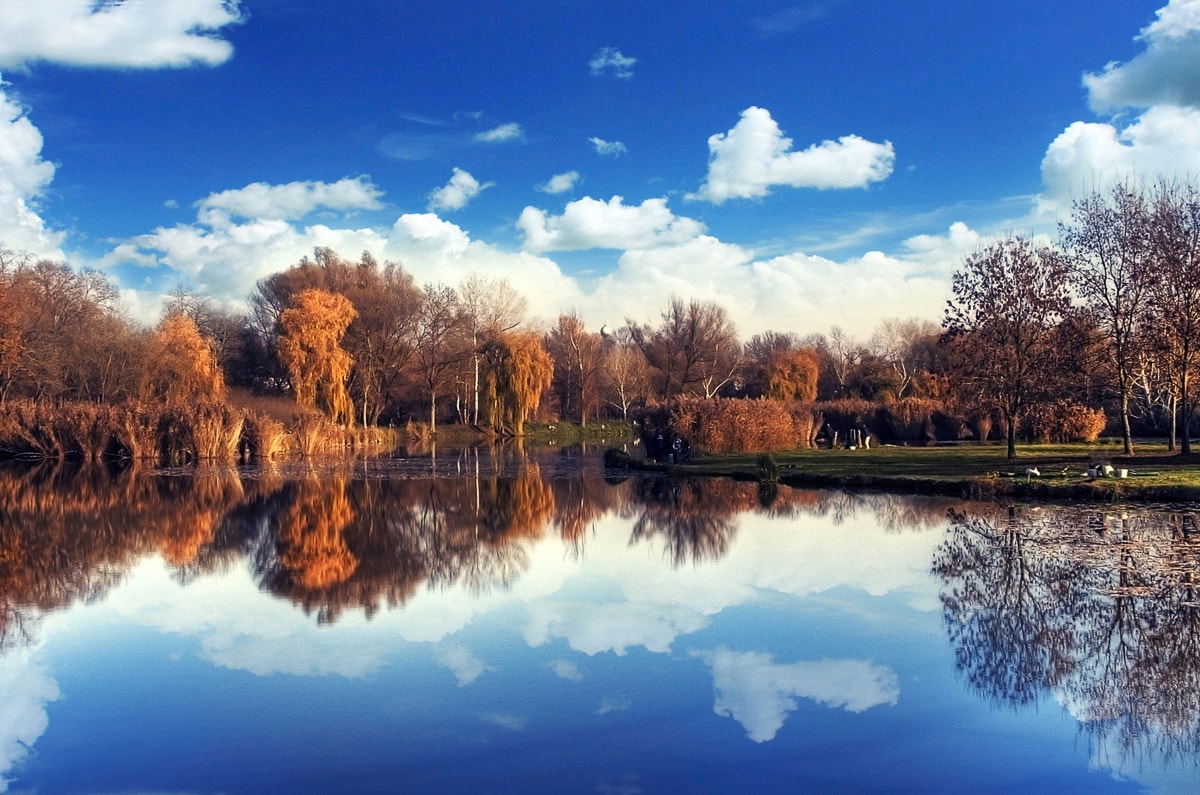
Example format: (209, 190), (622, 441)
(1024, 400), (1106, 443)
(666, 396), (799, 454)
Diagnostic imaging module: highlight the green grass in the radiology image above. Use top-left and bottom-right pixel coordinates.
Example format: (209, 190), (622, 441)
(621, 439), (1200, 501)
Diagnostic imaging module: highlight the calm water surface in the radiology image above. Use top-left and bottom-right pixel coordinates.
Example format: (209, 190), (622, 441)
(2, 448), (1199, 793)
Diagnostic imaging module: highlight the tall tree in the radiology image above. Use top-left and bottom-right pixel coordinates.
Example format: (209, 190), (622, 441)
(413, 283), (469, 432)
(628, 297), (740, 399)
(459, 273), (528, 426)
(546, 312), (604, 426)
(343, 255), (423, 425)
(944, 237), (1072, 459)
(1061, 183), (1155, 455)
(277, 289), (357, 425)
(1147, 180), (1200, 455)
(602, 331), (649, 420)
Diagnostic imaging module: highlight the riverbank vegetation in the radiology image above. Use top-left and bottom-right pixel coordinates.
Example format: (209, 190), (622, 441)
(2, 180), (1200, 466)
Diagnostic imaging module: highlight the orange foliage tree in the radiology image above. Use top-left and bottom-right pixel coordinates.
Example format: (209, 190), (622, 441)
(146, 313), (226, 404)
(278, 289), (357, 426)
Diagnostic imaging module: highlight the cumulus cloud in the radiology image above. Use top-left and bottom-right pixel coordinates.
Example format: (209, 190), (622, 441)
(0, 0), (244, 70)
(689, 106), (895, 204)
(0, 86), (62, 257)
(474, 122), (525, 143)
(1039, 105), (1200, 213)
(589, 47), (637, 79)
(516, 195), (705, 253)
(589, 137), (628, 156)
(694, 647), (899, 742)
(523, 601), (709, 655)
(537, 170), (581, 194)
(1085, 0), (1200, 112)
(0, 651), (60, 792)
(427, 168), (493, 212)
(198, 177), (384, 221)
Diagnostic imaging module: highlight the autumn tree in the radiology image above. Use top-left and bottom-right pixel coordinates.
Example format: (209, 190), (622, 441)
(1146, 180), (1200, 455)
(546, 312), (605, 425)
(743, 332), (819, 401)
(413, 283), (469, 432)
(278, 289), (357, 426)
(479, 330), (554, 436)
(944, 237), (1072, 459)
(145, 313), (226, 404)
(1061, 183), (1155, 455)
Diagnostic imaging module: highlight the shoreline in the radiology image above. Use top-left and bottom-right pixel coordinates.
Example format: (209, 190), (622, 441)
(604, 446), (1200, 504)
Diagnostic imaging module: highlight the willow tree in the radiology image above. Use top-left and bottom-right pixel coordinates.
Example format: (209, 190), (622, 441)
(278, 288), (357, 426)
(146, 313), (226, 404)
(944, 237), (1072, 459)
(480, 330), (553, 436)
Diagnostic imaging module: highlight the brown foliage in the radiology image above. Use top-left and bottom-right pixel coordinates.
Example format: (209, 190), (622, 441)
(278, 289), (357, 425)
(1024, 400), (1107, 443)
(668, 396), (801, 454)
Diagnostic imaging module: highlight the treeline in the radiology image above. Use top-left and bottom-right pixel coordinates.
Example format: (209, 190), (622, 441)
(2, 178), (1198, 460)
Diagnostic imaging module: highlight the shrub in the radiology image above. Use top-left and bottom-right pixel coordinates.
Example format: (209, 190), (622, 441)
(1024, 400), (1106, 443)
(666, 396), (799, 454)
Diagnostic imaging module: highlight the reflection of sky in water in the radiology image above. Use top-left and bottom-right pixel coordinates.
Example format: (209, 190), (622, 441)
(0, 488), (1178, 793)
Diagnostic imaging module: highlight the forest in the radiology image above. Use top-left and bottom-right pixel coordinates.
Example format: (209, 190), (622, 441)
(0, 180), (1198, 462)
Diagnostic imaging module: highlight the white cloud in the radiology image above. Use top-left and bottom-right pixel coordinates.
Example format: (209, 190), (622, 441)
(589, 137), (628, 157)
(589, 47), (637, 79)
(523, 600), (709, 656)
(0, 86), (62, 257)
(1039, 105), (1200, 214)
(537, 171), (581, 194)
(517, 195), (706, 253)
(0, 0), (244, 70)
(474, 122), (525, 143)
(595, 697), (632, 715)
(198, 177), (384, 221)
(482, 713), (528, 731)
(1084, 0), (1200, 112)
(434, 643), (493, 686)
(547, 659), (584, 681)
(689, 106), (895, 204)
(0, 650), (59, 792)
(427, 168), (493, 212)
(694, 647), (899, 742)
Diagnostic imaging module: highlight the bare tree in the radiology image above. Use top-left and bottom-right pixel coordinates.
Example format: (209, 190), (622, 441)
(1061, 183), (1155, 455)
(413, 284), (469, 432)
(944, 237), (1072, 459)
(1147, 180), (1200, 455)
(628, 297), (741, 399)
(459, 273), (528, 426)
(546, 312), (605, 425)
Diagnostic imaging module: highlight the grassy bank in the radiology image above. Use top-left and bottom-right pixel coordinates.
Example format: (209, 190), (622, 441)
(607, 441), (1200, 502)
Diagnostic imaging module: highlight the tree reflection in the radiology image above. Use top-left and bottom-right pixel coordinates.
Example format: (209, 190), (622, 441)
(935, 505), (1200, 771)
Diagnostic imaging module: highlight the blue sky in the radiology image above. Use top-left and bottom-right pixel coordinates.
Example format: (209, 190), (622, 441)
(0, 0), (1192, 337)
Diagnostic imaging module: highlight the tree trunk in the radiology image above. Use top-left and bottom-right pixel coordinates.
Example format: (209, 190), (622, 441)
(1121, 391), (1134, 455)
(1005, 412), (1017, 460)
(1183, 376), (1193, 456)
(430, 390), (437, 433)
(1169, 391), (1177, 452)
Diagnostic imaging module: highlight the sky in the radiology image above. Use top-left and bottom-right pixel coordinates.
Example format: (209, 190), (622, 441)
(1, 0), (1196, 338)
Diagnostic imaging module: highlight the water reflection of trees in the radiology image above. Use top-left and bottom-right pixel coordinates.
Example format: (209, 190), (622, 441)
(934, 505), (1200, 771)
(0, 459), (961, 646)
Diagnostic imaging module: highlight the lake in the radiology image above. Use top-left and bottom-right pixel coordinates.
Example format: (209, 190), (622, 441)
(2, 448), (1198, 793)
